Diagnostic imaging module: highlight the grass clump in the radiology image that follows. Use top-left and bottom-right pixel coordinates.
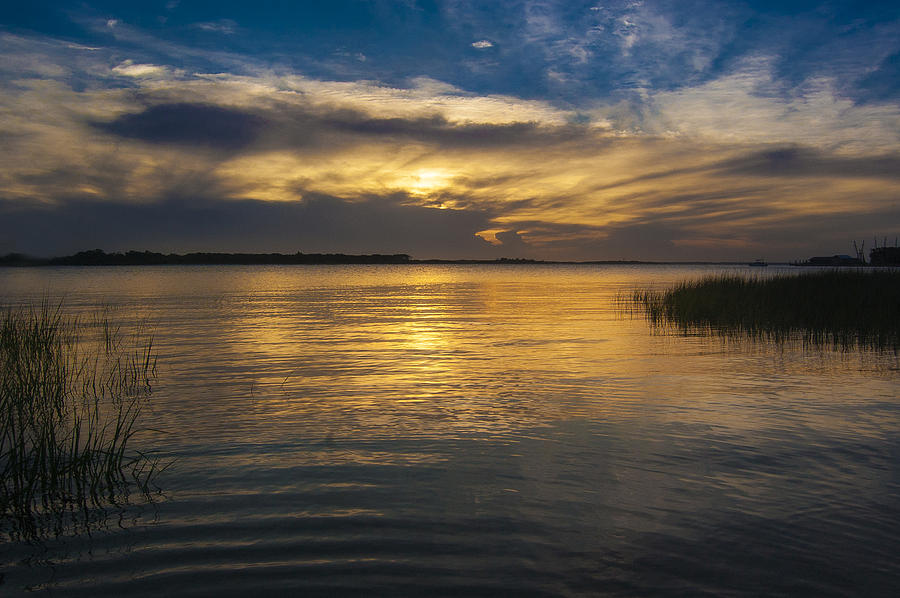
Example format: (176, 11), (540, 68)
(1, 303), (163, 537)
(630, 270), (900, 350)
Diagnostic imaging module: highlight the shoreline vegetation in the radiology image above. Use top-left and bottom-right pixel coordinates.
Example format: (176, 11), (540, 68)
(1, 303), (164, 539)
(3, 249), (768, 267)
(629, 270), (900, 351)
(2, 248), (898, 267)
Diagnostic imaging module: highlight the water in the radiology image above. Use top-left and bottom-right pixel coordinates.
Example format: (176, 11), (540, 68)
(1, 264), (898, 596)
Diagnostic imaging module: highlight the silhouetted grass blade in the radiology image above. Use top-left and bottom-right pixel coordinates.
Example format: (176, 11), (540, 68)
(0, 303), (163, 539)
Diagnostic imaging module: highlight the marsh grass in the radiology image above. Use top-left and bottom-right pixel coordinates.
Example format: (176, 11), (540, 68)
(627, 270), (900, 351)
(1, 303), (164, 538)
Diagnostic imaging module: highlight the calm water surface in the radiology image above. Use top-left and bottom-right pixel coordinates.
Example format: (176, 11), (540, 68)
(1, 265), (898, 596)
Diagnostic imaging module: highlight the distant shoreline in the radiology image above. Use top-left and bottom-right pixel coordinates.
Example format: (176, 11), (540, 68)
(0, 249), (783, 267)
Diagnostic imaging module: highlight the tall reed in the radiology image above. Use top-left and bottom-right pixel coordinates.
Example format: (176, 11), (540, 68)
(1, 303), (162, 537)
(629, 270), (900, 350)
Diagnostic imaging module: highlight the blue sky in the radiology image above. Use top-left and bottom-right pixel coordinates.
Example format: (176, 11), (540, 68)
(2, 1), (899, 259)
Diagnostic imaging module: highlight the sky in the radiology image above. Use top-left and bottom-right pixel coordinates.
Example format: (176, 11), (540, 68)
(1, 1), (899, 261)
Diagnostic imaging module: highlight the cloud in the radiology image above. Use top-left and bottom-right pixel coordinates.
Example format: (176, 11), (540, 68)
(0, 193), (498, 259)
(2, 19), (900, 261)
(266, 74), (575, 125)
(93, 103), (266, 150)
(192, 19), (238, 35)
(314, 109), (588, 148)
(436, 0), (746, 99)
(857, 51), (900, 102)
(715, 147), (900, 180)
(111, 61), (168, 78)
(650, 58), (900, 152)
(493, 229), (529, 250)
(471, 40), (493, 49)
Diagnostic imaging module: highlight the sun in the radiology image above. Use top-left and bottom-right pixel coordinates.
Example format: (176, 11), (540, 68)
(398, 168), (453, 196)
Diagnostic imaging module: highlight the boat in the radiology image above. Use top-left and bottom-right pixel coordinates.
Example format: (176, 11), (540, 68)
(749, 259), (768, 267)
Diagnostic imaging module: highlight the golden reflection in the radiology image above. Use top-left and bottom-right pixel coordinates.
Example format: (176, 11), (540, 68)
(135, 266), (900, 450)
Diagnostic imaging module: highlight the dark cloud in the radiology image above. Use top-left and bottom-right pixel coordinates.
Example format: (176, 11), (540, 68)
(319, 110), (582, 148)
(93, 103), (266, 150)
(91, 99), (590, 155)
(4, 181), (899, 262)
(583, 164), (713, 195)
(0, 193), (498, 259)
(715, 147), (900, 179)
(473, 219), (685, 262)
(492, 229), (529, 253)
(503, 207), (900, 263)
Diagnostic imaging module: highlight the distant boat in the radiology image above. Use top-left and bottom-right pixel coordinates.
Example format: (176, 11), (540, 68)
(749, 259), (768, 267)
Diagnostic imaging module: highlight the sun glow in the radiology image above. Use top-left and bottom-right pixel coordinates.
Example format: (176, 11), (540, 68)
(398, 169), (453, 196)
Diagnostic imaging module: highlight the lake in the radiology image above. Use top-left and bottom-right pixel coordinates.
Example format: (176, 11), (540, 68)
(1, 264), (898, 596)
